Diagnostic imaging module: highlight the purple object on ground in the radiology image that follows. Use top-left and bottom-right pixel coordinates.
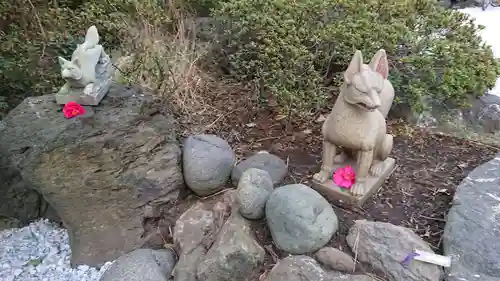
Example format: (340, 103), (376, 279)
(401, 252), (420, 267)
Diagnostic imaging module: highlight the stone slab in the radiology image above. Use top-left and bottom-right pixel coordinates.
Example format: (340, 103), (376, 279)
(311, 157), (395, 207)
(443, 153), (500, 281)
(54, 81), (111, 106)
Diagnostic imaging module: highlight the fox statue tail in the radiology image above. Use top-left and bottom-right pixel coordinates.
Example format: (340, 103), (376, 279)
(82, 25), (99, 49)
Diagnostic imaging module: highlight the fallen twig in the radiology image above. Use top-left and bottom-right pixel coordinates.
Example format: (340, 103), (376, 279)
(263, 245), (279, 264)
(352, 230), (360, 273)
(199, 188), (233, 200)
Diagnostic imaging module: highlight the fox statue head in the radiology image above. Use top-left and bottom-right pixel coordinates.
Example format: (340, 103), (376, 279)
(58, 57), (83, 81)
(342, 49), (389, 112)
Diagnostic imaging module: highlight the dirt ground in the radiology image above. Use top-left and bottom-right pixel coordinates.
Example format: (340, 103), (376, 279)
(170, 84), (500, 279)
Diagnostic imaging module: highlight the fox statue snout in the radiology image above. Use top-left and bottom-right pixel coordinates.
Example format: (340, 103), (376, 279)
(354, 89), (381, 112)
(343, 83), (382, 112)
(366, 90), (382, 109)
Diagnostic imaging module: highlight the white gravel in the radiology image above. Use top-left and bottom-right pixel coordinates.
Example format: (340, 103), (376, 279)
(0, 219), (113, 281)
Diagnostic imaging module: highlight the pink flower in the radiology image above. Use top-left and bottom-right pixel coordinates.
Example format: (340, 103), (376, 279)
(333, 165), (356, 189)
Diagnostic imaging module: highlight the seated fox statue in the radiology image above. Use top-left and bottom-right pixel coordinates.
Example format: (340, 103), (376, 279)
(55, 25), (114, 106)
(312, 49), (396, 206)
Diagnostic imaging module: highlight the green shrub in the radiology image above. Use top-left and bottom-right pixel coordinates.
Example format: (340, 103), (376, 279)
(0, 0), (168, 115)
(213, 0), (500, 114)
(213, 0), (330, 113)
(186, 0), (226, 16)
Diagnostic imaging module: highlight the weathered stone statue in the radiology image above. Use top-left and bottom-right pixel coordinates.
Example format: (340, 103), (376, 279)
(312, 49), (396, 206)
(55, 25), (114, 105)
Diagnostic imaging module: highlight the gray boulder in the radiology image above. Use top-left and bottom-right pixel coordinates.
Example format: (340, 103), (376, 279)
(443, 154), (500, 281)
(99, 248), (176, 281)
(0, 170), (52, 227)
(183, 134), (235, 196)
(232, 152), (287, 185)
(236, 168), (274, 219)
(328, 272), (377, 281)
(0, 85), (184, 267)
(265, 184), (338, 254)
(465, 93), (500, 133)
(0, 217), (21, 229)
(266, 255), (375, 281)
(315, 247), (356, 273)
(197, 211), (265, 281)
(266, 256), (329, 281)
(346, 220), (442, 281)
(173, 191), (235, 281)
(0, 113), (61, 226)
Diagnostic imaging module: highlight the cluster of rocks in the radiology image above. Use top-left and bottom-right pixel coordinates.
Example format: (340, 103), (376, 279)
(98, 122), (500, 281)
(182, 133), (337, 255)
(182, 134), (287, 197)
(101, 193), (444, 281)
(102, 130), (445, 281)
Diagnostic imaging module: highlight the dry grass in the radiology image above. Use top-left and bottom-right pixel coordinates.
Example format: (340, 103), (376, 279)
(113, 1), (217, 117)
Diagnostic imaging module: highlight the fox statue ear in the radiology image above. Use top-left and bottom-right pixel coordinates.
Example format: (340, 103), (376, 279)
(344, 50), (363, 84)
(58, 57), (69, 67)
(369, 49), (389, 80)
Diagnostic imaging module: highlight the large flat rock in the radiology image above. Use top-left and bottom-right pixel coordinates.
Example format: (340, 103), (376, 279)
(443, 154), (500, 281)
(0, 84), (184, 267)
(347, 220), (442, 281)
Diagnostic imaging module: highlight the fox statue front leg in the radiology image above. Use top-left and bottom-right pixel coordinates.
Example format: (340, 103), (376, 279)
(369, 134), (393, 177)
(83, 83), (95, 95)
(313, 140), (337, 183)
(351, 149), (374, 196)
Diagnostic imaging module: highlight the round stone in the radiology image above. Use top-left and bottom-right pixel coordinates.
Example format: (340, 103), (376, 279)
(265, 184), (338, 254)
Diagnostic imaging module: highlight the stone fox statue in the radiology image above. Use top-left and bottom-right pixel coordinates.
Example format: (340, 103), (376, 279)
(57, 25), (103, 91)
(313, 49), (395, 196)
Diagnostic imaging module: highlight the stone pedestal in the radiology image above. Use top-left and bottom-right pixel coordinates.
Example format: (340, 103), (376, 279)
(311, 157), (396, 207)
(55, 54), (115, 106)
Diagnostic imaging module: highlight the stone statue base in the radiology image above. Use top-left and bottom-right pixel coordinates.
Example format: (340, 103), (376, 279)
(55, 54), (115, 106)
(311, 157), (396, 207)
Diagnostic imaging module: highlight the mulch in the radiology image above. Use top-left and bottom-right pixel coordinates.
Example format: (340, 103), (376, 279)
(173, 83), (500, 279)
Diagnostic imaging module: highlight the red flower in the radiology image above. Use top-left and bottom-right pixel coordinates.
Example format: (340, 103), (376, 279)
(63, 101), (86, 119)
